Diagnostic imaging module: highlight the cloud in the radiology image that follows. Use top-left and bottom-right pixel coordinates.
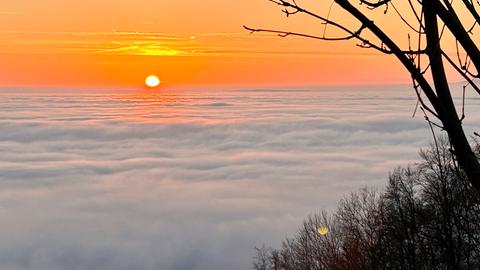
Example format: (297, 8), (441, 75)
(0, 11), (25, 15)
(0, 30), (385, 57)
(0, 85), (478, 270)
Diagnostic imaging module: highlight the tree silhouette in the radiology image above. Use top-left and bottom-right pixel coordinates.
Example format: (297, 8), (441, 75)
(253, 139), (480, 269)
(245, 0), (480, 187)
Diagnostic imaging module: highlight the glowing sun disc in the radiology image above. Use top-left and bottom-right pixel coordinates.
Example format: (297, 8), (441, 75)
(145, 75), (161, 88)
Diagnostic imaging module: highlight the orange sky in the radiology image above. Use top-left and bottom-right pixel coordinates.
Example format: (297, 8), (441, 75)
(0, 0), (471, 88)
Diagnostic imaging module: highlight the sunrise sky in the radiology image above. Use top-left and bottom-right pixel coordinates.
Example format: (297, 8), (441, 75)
(1, 0), (473, 88)
(2, 2), (479, 270)
(0, 0), (426, 88)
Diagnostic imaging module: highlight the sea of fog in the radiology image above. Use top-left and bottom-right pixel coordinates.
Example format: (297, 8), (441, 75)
(0, 85), (479, 270)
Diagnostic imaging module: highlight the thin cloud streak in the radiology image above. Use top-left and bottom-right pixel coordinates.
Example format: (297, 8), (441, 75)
(0, 11), (25, 15)
(0, 30), (388, 57)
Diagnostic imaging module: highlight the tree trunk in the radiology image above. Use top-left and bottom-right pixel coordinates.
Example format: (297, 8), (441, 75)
(424, 0), (480, 189)
(445, 121), (480, 188)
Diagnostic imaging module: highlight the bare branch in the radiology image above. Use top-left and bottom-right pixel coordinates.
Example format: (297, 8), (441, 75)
(252, 0), (480, 186)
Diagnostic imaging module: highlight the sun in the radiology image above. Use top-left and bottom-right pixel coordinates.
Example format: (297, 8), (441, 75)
(145, 75), (161, 88)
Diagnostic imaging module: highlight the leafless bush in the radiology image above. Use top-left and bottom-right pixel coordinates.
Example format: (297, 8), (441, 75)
(254, 140), (480, 269)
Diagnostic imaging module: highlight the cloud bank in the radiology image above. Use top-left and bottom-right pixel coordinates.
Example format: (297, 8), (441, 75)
(0, 85), (478, 270)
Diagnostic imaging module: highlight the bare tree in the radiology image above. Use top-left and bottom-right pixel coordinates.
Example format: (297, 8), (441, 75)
(253, 140), (480, 270)
(245, 0), (480, 187)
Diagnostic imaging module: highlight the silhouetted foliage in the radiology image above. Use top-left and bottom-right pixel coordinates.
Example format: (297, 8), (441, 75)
(253, 140), (480, 270)
(246, 0), (480, 187)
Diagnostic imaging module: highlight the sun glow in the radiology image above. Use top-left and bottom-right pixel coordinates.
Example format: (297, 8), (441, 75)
(145, 75), (161, 88)
(317, 226), (329, 236)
